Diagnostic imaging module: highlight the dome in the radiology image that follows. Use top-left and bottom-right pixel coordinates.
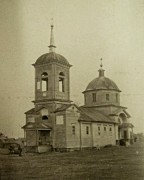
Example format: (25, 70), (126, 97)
(85, 76), (121, 92)
(35, 52), (71, 67)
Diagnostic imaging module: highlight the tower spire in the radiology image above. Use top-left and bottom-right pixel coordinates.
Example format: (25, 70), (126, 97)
(48, 18), (56, 52)
(98, 58), (105, 77)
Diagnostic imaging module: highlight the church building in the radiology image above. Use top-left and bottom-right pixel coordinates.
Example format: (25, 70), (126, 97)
(22, 24), (134, 153)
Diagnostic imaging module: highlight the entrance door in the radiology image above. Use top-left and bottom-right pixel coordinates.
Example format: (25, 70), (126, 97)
(39, 130), (51, 145)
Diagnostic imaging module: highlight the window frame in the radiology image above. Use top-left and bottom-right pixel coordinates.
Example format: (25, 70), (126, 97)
(72, 125), (76, 135)
(86, 126), (89, 135)
(106, 94), (110, 101)
(116, 93), (118, 103)
(92, 93), (97, 102)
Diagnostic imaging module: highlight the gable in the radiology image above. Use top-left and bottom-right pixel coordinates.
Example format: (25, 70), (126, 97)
(111, 108), (131, 118)
(54, 104), (80, 113)
(22, 122), (52, 130)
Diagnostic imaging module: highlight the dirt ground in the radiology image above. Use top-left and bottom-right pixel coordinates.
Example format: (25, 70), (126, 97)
(0, 141), (144, 180)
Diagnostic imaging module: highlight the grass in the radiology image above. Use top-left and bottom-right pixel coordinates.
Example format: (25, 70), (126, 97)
(0, 141), (144, 180)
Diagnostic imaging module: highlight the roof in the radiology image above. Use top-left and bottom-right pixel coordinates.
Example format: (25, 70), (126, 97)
(54, 104), (116, 124)
(54, 104), (78, 113)
(79, 107), (116, 124)
(25, 108), (35, 114)
(82, 104), (127, 109)
(22, 122), (52, 130)
(111, 109), (131, 118)
(25, 107), (49, 115)
(34, 52), (71, 67)
(85, 76), (121, 92)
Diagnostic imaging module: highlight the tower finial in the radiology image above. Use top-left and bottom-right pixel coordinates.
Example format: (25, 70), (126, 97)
(98, 58), (105, 77)
(48, 18), (56, 52)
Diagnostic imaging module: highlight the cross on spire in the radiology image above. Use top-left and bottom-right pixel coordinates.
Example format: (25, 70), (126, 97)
(100, 58), (103, 68)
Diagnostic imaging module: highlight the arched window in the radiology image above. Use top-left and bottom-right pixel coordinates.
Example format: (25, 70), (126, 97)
(59, 72), (65, 92)
(41, 72), (48, 92)
(72, 126), (76, 135)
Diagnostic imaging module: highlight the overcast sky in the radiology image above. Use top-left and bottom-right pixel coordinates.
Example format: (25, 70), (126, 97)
(0, 0), (144, 138)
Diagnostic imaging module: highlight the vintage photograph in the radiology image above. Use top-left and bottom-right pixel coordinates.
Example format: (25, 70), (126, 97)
(0, 0), (144, 179)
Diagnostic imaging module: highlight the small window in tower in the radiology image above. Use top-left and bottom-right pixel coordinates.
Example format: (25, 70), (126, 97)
(86, 126), (89, 135)
(72, 126), (76, 135)
(109, 127), (112, 131)
(116, 93), (118, 102)
(59, 72), (65, 92)
(98, 126), (100, 131)
(106, 94), (109, 101)
(92, 93), (96, 102)
(104, 127), (106, 131)
(41, 72), (48, 92)
(41, 108), (49, 120)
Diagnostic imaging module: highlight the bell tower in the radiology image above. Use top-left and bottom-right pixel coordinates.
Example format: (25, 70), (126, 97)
(33, 24), (72, 109)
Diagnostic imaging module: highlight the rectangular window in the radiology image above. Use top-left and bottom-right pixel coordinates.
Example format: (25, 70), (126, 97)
(98, 127), (100, 131)
(106, 94), (109, 101)
(72, 126), (75, 135)
(86, 126), (89, 135)
(109, 127), (112, 131)
(104, 127), (106, 131)
(56, 116), (64, 125)
(116, 93), (118, 102)
(98, 132), (100, 136)
(92, 93), (96, 102)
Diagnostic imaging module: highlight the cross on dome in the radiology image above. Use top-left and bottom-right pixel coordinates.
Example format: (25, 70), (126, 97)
(100, 58), (103, 68)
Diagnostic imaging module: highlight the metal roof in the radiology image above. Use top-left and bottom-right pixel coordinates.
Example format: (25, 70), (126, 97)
(34, 52), (71, 67)
(22, 122), (52, 130)
(79, 107), (116, 124)
(85, 76), (121, 92)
